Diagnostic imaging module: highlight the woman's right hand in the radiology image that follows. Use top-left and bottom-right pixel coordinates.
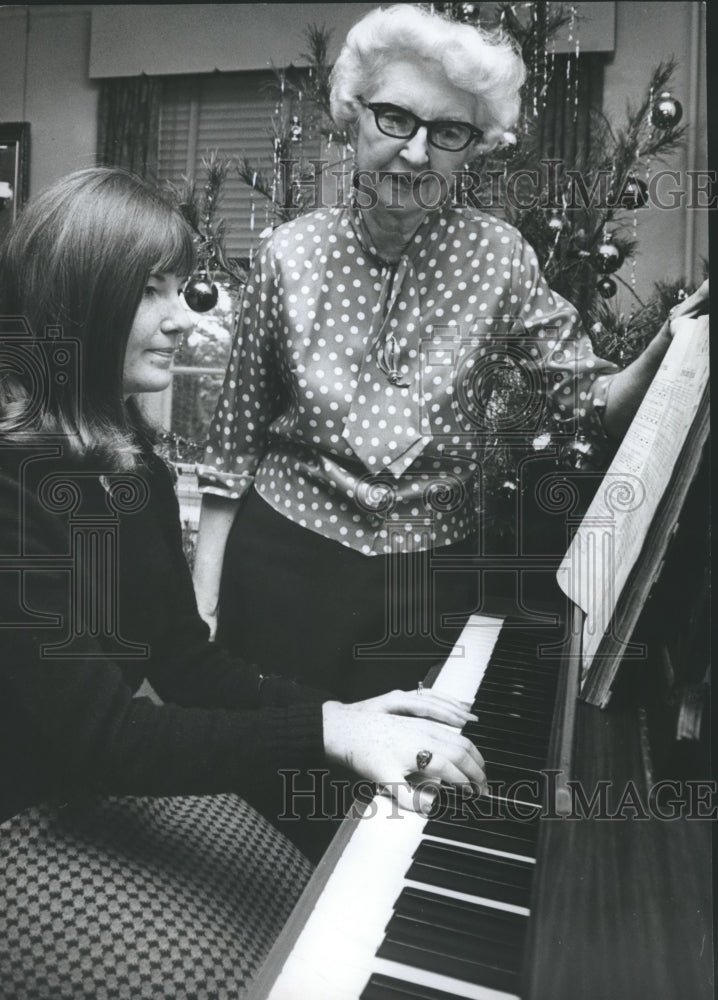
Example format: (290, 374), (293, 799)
(196, 602), (218, 642)
(322, 701), (488, 814)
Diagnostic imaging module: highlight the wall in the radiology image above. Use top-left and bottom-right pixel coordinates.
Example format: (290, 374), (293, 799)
(0, 2), (709, 298)
(87, 1), (614, 76)
(0, 5), (99, 198)
(89, 3), (376, 76)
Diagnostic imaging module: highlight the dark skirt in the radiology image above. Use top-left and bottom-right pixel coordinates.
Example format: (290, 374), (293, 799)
(217, 488), (480, 702)
(0, 794), (312, 999)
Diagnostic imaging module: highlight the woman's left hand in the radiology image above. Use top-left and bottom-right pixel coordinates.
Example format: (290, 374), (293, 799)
(348, 687), (477, 729)
(658, 279), (709, 341)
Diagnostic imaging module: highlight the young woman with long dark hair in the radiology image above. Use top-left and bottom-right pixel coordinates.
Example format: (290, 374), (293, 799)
(0, 167), (485, 998)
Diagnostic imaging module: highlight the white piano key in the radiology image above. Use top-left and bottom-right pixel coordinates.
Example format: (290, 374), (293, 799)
(421, 832), (535, 865)
(430, 615), (505, 701)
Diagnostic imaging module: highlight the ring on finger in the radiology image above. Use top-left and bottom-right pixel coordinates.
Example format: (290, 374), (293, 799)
(416, 749), (433, 771)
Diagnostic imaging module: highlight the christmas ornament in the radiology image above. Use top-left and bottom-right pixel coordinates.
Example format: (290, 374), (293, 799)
(289, 115), (303, 143)
(561, 437), (597, 470)
(594, 235), (623, 274)
(184, 272), (219, 313)
(493, 132), (519, 160)
(617, 174), (649, 210)
(499, 478), (518, 500)
(651, 91), (683, 129)
(547, 210), (564, 232)
(458, 2), (477, 21)
(676, 288), (688, 302)
(597, 276), (617, 299)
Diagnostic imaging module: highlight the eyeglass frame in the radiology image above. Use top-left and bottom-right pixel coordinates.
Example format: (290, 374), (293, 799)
(357, 97), (484, 152)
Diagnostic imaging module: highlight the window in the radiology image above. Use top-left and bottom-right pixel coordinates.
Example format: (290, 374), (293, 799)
(150, 70), (323, 456)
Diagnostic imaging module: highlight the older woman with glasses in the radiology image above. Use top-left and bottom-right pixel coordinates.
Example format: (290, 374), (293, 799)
(194, 4), (700, 710)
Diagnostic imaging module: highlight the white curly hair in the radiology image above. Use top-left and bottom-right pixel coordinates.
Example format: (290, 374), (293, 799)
(330, 4), (526, 152)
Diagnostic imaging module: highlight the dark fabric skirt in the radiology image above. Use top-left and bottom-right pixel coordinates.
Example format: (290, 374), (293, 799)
(217, 488), (481, 702)
(0, 794), (312, 1000)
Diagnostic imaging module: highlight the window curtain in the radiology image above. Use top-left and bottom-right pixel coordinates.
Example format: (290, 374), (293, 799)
(96, 75), (161, 179)
(539, 53), (607, 164)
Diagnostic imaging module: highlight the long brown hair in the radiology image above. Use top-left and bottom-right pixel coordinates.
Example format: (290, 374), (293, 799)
(0, 167), (194, 469)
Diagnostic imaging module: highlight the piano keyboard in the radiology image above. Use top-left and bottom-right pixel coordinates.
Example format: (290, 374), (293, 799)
(261, 614), (561, 1000)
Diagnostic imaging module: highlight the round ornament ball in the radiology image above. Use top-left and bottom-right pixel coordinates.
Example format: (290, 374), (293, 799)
(594, 238), (623, 274)
(619, 175), (649, 210)
(493, 132), (519, 161)
(561, 437), (597, 471)
(499, 478), (519, 500)
(597, 276), (617, 299)
(289, 115), (303, 143)
(184, 272), (219, 313)
(651, 91), (683, 129)
(547, 210), (564, 232)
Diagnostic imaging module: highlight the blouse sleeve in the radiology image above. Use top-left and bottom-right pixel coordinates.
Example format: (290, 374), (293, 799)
(196, 241), (285, 500)
(509, 234), (618, 446)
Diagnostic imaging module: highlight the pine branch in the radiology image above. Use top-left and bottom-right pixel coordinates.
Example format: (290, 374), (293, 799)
(300, 23), (334, 120)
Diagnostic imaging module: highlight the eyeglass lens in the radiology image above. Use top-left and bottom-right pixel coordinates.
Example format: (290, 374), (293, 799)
(370, 103), (476, 151)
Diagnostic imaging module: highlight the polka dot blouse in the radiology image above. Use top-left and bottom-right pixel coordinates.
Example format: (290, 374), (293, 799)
(198, 204), (618, 556)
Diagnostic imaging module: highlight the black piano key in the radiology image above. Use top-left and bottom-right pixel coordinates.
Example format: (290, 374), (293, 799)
(381, 911), (522, 974)
(478, 676), (556, 700)
(411, 839), (535, 891)
(477, 645), (559, 675)
(377, 918), (522, 993)
(479, 725), (552, 749)
(474, 695), (554, 724)
(361, 973), (468, 1000)
(465, 708), (549, 737)
(476, 659), (558, 685)
(478, 675), (555, 695)
(437, 785), (541, 823)
(486, 641), (558, 663)
(395, 886), (527, 951)
(463, 725), (550, 757)
(425, 805), (540, 857)
(468, 740), (548, 769)
(478, 672), (556, 696)
(406, 840), (534, 906)
(425, 814), (539, 856)
(481, 745), (547, 770)
(484, 766), (545, 805)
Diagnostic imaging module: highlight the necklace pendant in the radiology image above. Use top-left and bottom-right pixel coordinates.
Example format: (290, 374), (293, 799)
(388, 370), (409, 388)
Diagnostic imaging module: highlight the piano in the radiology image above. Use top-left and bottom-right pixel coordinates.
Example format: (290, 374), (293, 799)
(251, 605), (711, 998)
(252, 334), (712, 999)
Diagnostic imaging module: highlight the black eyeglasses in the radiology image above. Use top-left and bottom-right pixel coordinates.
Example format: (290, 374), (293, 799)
(358, 98), (483, 152)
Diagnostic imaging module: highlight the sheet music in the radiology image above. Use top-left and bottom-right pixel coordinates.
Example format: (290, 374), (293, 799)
(556, 316), (709, 683)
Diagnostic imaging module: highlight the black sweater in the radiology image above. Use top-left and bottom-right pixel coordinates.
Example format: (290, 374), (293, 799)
(0, 442), (327, 822)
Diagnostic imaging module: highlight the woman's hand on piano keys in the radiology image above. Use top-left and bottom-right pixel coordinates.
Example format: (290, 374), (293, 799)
(322, 699), (488, 815)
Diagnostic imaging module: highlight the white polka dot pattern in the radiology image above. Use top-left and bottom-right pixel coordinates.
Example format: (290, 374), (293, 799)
(197, 205), (618, 556)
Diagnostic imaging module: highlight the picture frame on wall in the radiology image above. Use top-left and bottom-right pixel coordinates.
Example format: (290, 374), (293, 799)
(0, 122), (30, 244)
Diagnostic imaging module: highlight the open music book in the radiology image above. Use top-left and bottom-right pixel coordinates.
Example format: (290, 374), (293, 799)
(556, 315), (709, 708)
